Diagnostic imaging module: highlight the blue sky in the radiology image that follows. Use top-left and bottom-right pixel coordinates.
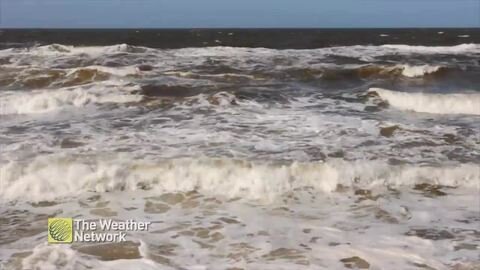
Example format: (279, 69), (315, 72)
(2, 0), (479, 28)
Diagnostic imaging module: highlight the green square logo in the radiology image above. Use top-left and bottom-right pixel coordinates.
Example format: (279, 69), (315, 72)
(48, 218), (73, 243)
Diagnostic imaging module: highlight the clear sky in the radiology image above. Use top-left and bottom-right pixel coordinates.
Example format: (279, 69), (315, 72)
(2, 0), (479, 28)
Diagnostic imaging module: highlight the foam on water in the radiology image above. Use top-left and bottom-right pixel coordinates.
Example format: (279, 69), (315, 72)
(2, 181), (479, 270)
(1, 43), (480, 269)
(3, 43), (480, 67)
(0, 83), (142, 115)
(381, 43), (480, 54)
(1, 155), (478, 203)
(19, 242), (161, 270)
(399, 65), (442, 78)
(14, 43), (152, 57)
(370, 88), (480, 115)
(68, 65), (140, 77)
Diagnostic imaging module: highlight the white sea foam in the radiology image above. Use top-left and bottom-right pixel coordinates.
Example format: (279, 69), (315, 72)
(20, 242), (161, 270)
(0, 84), (142, 115)
(30, 43), (151, 56)
(7, 190), (478, 270)
(3, 43), (478, 70)
(399, 65), (442, 77)
(0, 155), (478, 203)
(1, 42), (480, 270)
(381, 43), (480, 54)
(369, 88), (480, 115)
(68, 65), (140, 77)
(21, 244), (79, 270)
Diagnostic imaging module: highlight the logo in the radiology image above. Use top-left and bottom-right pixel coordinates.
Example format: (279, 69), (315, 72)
(48, 218), (73, 243)
(47, 218), (151, 244)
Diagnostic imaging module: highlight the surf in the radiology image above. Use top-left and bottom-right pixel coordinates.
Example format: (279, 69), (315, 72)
(368, 88), (480, 115)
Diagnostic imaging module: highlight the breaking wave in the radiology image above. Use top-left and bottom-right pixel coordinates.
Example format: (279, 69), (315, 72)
(381, 43), (480, 54)
(369, 88), (480, 115)
(398, 65), (443, 78)
(0, 85), (142, 115)
(0, 155), (478, 203)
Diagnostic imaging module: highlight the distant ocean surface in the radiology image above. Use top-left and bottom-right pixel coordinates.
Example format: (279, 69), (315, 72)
(0, 29), (479, 270)
(1, 28), (480, 49)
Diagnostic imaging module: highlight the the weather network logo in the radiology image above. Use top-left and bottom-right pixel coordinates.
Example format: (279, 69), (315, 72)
(47, 217), (151, 244)
(48, 218), (73, 243)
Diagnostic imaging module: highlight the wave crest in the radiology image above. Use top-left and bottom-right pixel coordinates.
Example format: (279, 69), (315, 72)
(368, 88), (480, 115)
(0, 85), (142, 115)
(1, 156), (478, 203)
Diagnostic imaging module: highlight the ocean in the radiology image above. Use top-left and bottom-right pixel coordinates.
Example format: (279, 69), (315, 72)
(0, 29), (479, 270)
